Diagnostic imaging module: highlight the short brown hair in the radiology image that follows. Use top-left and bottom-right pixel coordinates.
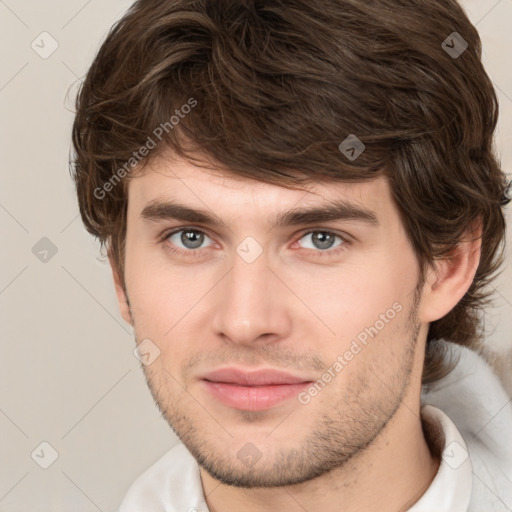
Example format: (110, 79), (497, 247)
(71, 0), (510, 384)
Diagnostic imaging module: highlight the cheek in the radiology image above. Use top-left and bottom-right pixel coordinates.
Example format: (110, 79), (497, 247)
(284, 247), (417, 344)
(125, 246), (222, 374)
(124, 241), (189, 335)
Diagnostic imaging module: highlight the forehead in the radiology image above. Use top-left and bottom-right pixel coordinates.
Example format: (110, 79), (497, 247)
(127, 152), (396, 224)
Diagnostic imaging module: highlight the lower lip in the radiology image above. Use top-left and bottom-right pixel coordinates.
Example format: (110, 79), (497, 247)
(201, 380), (311, 411)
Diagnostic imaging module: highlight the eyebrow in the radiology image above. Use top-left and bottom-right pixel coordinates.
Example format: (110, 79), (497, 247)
(140, 198), (379, 228)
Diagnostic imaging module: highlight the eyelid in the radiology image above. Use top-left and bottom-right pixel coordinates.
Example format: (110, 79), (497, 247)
(159, 225), (215, 243)
(295, 228), (353, 244)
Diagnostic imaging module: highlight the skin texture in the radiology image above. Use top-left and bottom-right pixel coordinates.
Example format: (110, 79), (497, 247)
(110, 149), (481, 512)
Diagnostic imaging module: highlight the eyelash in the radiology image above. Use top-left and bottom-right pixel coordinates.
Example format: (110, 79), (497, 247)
(159, 226), (351, 259)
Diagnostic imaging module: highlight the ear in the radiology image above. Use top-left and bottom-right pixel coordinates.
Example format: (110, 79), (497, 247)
(418, 219), (482, 323)
(107, 247), (134, 326)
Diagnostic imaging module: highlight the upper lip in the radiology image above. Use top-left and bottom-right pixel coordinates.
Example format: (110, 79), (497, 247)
(201, 367), (313, 386)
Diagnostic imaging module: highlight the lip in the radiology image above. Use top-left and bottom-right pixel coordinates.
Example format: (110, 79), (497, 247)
(201, 367), (312, 386)
(200, 367), (313, 411)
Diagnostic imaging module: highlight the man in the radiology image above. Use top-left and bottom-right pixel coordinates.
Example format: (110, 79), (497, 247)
(71, 0), (512, 510)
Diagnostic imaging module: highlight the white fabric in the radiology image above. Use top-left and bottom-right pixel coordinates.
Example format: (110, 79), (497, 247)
(420, 341), (512, 511)
(118, 340), (512, 511)
(408, 404), (473, 511)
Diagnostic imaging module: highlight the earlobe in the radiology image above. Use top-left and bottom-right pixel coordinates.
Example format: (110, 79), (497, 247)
(107, 248), (134, 326)
(418, 219), (482, 323)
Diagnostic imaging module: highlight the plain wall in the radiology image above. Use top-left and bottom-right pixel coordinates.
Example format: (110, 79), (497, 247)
(1, 0), (511, 510)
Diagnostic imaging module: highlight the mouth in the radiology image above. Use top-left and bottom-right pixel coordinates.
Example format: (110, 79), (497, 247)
(200, 367), (314, 411)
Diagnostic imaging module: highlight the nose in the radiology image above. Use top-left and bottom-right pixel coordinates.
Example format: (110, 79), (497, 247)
(211, 247), (293, 347)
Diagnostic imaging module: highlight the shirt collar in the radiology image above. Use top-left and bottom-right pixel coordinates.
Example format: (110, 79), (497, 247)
(407, 404), (473, 511)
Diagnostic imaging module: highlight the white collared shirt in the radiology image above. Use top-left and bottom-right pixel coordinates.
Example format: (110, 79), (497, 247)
(408, 404), (473, 511)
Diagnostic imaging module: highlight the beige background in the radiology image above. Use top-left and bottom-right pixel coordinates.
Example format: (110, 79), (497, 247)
(0, 0), (511, 510)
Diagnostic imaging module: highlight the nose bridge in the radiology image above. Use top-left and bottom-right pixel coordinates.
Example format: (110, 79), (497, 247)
(211, 244), (291, 344)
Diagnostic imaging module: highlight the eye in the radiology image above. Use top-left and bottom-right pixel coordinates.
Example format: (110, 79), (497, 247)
(165, 228), (214, 251)
(295, 230), (347, 254)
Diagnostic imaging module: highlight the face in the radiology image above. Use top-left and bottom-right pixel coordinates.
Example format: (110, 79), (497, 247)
(117, 151), (426, 488)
